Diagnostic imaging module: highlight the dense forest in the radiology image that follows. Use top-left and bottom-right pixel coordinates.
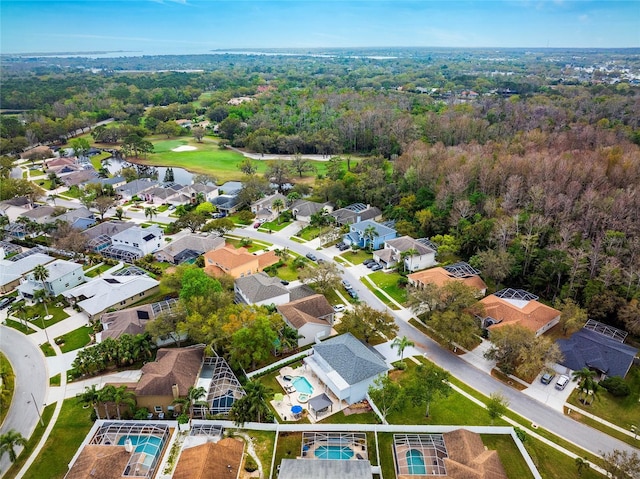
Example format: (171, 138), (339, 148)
(1, 49), (640, 337)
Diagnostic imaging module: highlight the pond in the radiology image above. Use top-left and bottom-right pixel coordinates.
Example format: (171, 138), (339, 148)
(105, 157), (195, 185)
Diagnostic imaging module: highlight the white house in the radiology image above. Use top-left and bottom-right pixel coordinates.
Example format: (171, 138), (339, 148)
(277, 294), (335, 347)
(234, 272), (290, 307)
(0, 252), (54, 293)
(304, 333), (389, 405)
(18, 259), (85, 299)
(374, 236), (437, 272)
(110, 225), (164, 257)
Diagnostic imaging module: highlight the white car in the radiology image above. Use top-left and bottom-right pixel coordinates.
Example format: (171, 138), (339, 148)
(555, 375), (570, 390)
(333, 304), (346, 313)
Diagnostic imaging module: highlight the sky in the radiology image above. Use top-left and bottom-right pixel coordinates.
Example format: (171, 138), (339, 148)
(1, 0), (638, 54)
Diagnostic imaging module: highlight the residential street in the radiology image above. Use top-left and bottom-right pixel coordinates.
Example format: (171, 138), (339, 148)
(235, 226), (639, 458)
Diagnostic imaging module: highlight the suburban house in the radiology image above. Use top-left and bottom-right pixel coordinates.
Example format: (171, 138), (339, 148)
(19, 205), (56, 225)
(60, 169), (99, 187)
(210, 183), (242, 215)
(173, 438), (244, 479)
(178, 183), (219, 203)
(289, 199), (332, 223)
(557, 320), (638, 379)
(194, 356), (245, 418)
(141, 185), (180, 205)
(63, 273), (160, 319)
(80, 176), (126, 190)
(44, 157), (76, 171)
(98, 298), (182, 343)
(55, 206), (96, 230)
(304, 333), (389, 405)
(104, 225), (164, 261)
(277, 294), (335, 347)
(134, 345), (204, 416)
(0, 252), (54, 293)
(84, 221), (135, 253)
(373, 236), (437, 272)
(331, 203), (382, 226)
(250, 193), (288, 221)
(115, 179), (158, 201)
(480, 288), (560, 336)
(408, 262), (488, 296)
(175, 119), (192, 128)
(204, 245), (278, 278)
(278, 458), (373, 479)
(154, 233), (224, 264)
(18, 259), (85, 299)
(234, 272), (290, 306)
(343, 219), (397, 251)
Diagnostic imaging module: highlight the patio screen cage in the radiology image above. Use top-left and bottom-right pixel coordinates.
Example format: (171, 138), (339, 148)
(195, 356), (245, 418)
(393, 433), (448, 476)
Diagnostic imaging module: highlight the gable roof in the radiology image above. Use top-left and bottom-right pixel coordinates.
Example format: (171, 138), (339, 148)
(83, 221), (135, 240)
(0, 253), (54, 288)
(135, 345), (204, 397)
(173, 438), (244, 479)
(351, 219), (396, 237)
(442, 429), (508, 479)
(313, 333), (388, 385)
(331, 203), (381, 225)
(253, 193), (287, 210)
(290, 199), (329, 217)
(481, 290), (560, 334)
(157, 234), (224, 259)
(385, 236), (436, 255)
(115, 179), (158, 196)
(235, 272), (288, 303)
(277, 294), (334, 329)
(557, 328), (638, 378)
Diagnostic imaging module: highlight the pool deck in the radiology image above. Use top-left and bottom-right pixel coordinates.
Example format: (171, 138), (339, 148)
(271, 365), (348, 424)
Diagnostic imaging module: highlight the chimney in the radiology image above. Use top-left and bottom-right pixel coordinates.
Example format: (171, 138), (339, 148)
(172, 384), (179, 399)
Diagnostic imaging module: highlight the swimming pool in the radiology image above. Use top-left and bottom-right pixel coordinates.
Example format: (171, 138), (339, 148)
(118, 435), (163, 456)
(406, 449), (426, 474)
(292, 376), (314, 395)
(315, 445), (355, 460)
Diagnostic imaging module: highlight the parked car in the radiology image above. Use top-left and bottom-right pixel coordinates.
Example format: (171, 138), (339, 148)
(212, 212), (225, 218)
(305, 253), (317, 261)
(346, 288), (358, 299)
(341, 279), (352, 289)
(0, 296), (16, 310)
(555, 375), (570, 390)
(366, 261), (378, 268)
(370, 263), (383, 271)
(540, 372), (556, 385)
(338, 243), (350, 251)
(363, 259), (376, 266)
(333, 304), (346, 313)
(280, 279), (290, 285)
(253, 222), (261, 228)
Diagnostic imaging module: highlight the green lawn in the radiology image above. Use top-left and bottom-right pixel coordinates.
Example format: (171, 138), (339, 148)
(566, 365), (640, 434)
(225, 238), (272, 253)
(62, 187), (82, 198)
(28, 302), (70, 325)
(259, 219), (292, 232)
(265, 263), (301, 282)
(157, 204), (169, 212)
(524, 436), (603, 479)
(482, 434), (535, 479)
(296, 225), (323, 241)
(274, 432), (303, 470)
(318, 410), (380, 424)
(84, 263), (113, 277)
(0, 353), (15, 424)
(56, 325), (93, 353)
(40, 342), (56, 357)
(367, 271), (407, 304)
(239, 430), (276, 479)
(339, 249), (373, 265)
(22, 400), (93, 479)
(50, 373), (61, 386)
(4, 318), (36, 334)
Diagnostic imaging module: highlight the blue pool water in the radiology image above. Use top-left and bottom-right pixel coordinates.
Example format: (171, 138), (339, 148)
(118, 435), (163, 456)
(315, 445), (355, 460)
(406, 449), (426, 474)
(292, 376), (314, 395)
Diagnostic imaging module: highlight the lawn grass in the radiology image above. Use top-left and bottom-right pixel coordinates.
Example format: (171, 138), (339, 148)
(481, 434), (535, 479)
(28, 302), (70, 325)
(524, 436), (603, 479)
(362, 280), (402, 310)
(157, 204), (169, 212)
(4, 318), (36, 334)
(259, 219), (292, 232)
(0, 353), (15, 424)
(367, 271), (407, 304)
(297, 225), (322, 241)
(339, 249), (373, 265)
(84, 263), (113, 278)
(318, 410), (380, 425)
(265, 263), (301, 282)
(22, 399), (93, 479)
(3, 404), (55, 478)
(40, 342), (56, 357)
(225, 238), (272, 253)
(566, 408), (639, 447)
(566, 365), (640, 433)
(56, 325), (93, 353)
(237, 430), (276, 479)
(89, 151), (112, 170)
(274, 431), (302, 469)
(50, 373), (61, 386)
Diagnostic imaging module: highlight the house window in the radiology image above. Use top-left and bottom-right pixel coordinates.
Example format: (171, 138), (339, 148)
(120, 300), (126, 305)
(133, 243), (139, 247)
(139, 292), (145, 297)
(154, 406), (163, 413)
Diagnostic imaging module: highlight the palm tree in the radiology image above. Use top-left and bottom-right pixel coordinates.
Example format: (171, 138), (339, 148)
(77, 384), (102, 420)
(0, 430), (27, 463)
(274, 247), (289, 262)
(173, 386), (208, 421)
(144, 206), (158, 222)
(362, 225), (379, 251)
(391, 336), (415, 364)
(231, 380), (272, 426)
(271, 198), (285, 224)
(114, 207), (124, 221)
(402, 248), (419, 272)
(98, 385), (116, 420)
(111, 385), (136, 420)
(572, 368), (599, 405)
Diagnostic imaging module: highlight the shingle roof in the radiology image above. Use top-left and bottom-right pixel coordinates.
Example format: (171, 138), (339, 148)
(289, 284), (317, 301)
(157, 234), (224, 259)
(277, 294), (334, 329)
(351, 219), (396, 237)
(235, 272), (288, 303)
(557, 328), (638, 378)
(173, 439), (244, 479)
(443, 429), (508, 479)
(64, 445), (131, 479)
(278, 458), (373, 479)
(332, 204), (381, 225)
(83, 221), (135, 240)
(100, 304), (154, 340)
(385, 236), (436, 255)
(290, 199), (328, 217)
(135, 345), (204, 396)
(0, 253), (54, 288)
(313, 333), (388, 385)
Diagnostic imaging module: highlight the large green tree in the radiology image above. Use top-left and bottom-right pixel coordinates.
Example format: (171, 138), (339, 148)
(339, 304), (398, 343)
(406, 362), (451, 417)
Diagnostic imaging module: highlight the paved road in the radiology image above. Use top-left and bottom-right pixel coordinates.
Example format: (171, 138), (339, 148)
(236, 226), (639, 457)
(0, 326), (48, 475)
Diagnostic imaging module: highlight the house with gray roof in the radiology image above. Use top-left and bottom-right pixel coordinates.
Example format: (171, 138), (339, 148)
(278, 459), (373, 479)
(155, 233), (224, 264)
(115, 179), (158, 200)
(0, 252), (54, 293)
(304, 333), (389, 405)
(557, 324), (638, 379)
(277, 294), (335, 347)
(234, 272), (290, 306)
(290, 199), (332, 223)
(331, 203), (381, 226)
(55, 206), (96, 229)
(344, 220), (397, 251)
(20, 205), (56, 224)
(373, 236), (437, 271)
(18, 259), (85, 298)
(251, 193), (288, 221)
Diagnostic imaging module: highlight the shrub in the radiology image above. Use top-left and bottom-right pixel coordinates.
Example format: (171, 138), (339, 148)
(600, 376), (631, 397)
(244, 455), (258, 472)
(397, 276), (409, 288)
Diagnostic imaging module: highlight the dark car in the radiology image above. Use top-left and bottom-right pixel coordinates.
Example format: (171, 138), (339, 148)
(346, 288), (358, 299)
(366, 261), (378, 269)
(363, 259), (376, 266)
(341, 279), (352, 289)
(305, 253), (317, 261)
(280, 279), (290, 285)
(540, 372), (555, 385)
(0, 296), (16, 310)
(370, 263), (383, 271)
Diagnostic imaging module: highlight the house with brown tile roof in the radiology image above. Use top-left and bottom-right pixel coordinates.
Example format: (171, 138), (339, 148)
(442, 429), (508, 479)
(134, 345), (204, 416)
(173, 438), (244, 479)
(204, 244), (278, 278)
(408, 262), (487, 296)
(480, 288), (560, 337)
(277, 294), (335, 347)
(64, 445), (131, 479)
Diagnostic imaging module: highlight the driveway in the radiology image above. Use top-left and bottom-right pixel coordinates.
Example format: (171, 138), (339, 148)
(0, 326), (48, 474)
